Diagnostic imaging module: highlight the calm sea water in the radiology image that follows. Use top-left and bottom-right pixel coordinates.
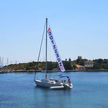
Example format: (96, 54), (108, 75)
(0, 72), (108, 108)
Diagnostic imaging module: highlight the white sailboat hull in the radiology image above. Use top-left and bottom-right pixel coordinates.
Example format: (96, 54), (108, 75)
(35, 79), (73, 89)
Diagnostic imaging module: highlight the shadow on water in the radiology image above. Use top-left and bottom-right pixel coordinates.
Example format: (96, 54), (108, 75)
(32, 86), (72, 108)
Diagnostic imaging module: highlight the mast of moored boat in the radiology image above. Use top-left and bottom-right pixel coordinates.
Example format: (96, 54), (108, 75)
(45, 18), (48, 79)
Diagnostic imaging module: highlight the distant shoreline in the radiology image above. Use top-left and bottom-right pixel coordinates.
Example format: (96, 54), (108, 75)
(1, 69), (108, 74)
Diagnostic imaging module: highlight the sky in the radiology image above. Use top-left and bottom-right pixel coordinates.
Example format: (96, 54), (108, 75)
(0, 0), (108, 65)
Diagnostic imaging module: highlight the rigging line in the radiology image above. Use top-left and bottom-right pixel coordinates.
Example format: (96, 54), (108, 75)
(34, 23), (46, 81)
(37, 23), (46, 62)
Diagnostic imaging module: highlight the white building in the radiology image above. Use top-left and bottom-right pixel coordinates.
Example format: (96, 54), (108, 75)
(84, 60), (94, 67)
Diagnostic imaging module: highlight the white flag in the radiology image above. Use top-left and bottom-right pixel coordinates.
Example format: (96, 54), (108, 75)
(48, 27), (65, 72)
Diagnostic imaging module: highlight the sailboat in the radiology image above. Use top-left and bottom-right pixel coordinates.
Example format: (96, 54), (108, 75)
(34, 18), (73, 89)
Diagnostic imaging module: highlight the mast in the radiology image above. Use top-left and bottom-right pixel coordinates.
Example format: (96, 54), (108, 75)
(45, 18), (48, 79)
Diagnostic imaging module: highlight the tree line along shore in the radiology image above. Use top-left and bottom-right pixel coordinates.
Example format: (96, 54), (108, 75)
(0, 57), (108, 73)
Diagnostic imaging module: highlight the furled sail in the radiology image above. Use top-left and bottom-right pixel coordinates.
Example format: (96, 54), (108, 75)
(48, 27), (65, 72)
